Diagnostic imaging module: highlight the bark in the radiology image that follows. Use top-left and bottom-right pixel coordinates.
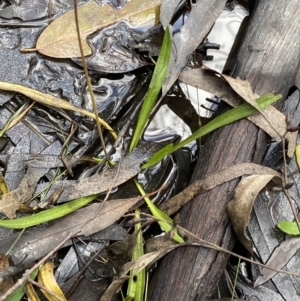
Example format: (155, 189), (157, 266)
(148, 1), (300, 300)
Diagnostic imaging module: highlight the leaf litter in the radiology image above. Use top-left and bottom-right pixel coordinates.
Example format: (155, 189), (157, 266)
(28, 0), (161, 58)
(0, 1), (298, 298)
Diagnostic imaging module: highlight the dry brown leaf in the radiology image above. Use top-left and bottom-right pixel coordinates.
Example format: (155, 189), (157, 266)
(0, 254), (14, 295)
(0, 167), (46, 219)
(30, 0), (161, 58)
(0, 81), (116, 139)
(179, 68), (286, 142)
(160, 163), (281, 216)
(227, 174), (282, 254)
(221, 74), (260, 111)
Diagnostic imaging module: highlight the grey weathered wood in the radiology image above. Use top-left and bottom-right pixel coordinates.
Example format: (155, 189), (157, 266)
(148, 1), (300, 300)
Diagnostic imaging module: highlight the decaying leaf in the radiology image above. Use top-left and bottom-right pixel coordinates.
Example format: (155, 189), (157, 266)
(179, 68), (286, 143)
(0, 254), (14, 295)
(0, 198), (144, 266)
(0, 82), (117, 139)
(31, 0), (161, 58)
(38, 262), (67, 301)
(227, 174), (282, 254)
(35, 142), (161, 203)
(221, 73), (260, 111)
(161, 0), (226, 96)
(160, 163), (281, 216)
(0, 167), (47, 219)
(254, 236), (300, 287)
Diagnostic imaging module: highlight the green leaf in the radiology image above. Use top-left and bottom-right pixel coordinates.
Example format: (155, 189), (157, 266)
(0, 194), (98, 229)
(134, 179), (184, 243)
(126, 208), (145, 301)
(278, 220), (300, 235)
(143, 93), (282, 168)
(129, 26), (172, 152)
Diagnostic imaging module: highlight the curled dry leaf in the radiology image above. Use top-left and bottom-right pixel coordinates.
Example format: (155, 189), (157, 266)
(31, 0), (161, 58)
(38, 262), (67, 301)
(227, 174), (282, 254)
(179, 68), (286, 143)
(160, 163), (281, 216)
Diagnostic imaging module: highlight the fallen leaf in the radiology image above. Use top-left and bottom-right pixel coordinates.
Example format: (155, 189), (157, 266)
(38, 262), (67, 301)
(0, 254), (14, 295)
(100, 244), (186, 301)
(0, 82), (116, 139)
(221, 73), (260, 111)
(32, 0), (161, 58)
(254, 236), (300, 287)
(35, 142), (162, 203)
(160, 163), (281, 216)
(0, 197), (144, 266)
(179, 68), (287, 142)
(161, 0), (226, 96)
(160, 0), (182, 28)
(227, 174), (282, 254)
(0, 167), (47, 218)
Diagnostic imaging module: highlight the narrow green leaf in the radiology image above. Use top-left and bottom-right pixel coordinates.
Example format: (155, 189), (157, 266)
(129, 26), (172, 152)
(6, 269), (38, 301)
(134, 179), (184, 243)
(278, 220), (300, 235)
(0, 194), (98, 229)
(126, 208), (145, 301)
(143, 93), (281, 168)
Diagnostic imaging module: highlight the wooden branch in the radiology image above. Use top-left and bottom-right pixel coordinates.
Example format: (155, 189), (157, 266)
(148, 1), (300, 300)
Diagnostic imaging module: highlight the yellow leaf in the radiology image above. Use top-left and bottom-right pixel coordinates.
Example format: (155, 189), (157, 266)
(29, 0), (161, 58)
(295, 144), (300, 168)
(38, 262), (67, 301)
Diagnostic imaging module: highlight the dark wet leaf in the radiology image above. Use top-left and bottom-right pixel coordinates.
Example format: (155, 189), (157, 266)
(0, 0), (71, 22)
(254, 237), (300, 287)
(72, 22), (147, 73)
(161, 0), (226, 96)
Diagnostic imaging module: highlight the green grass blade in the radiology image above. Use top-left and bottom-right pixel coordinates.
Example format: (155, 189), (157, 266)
(134, 179), (184, 243)
(6, 269), (39, 301)
(0, 194), (98, 229)
(126, 208), (145, 301)
(129, 26), (172, 152)
(142, 93), (281, 169)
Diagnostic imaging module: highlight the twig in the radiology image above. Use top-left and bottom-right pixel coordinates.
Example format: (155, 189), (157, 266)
(28, 278), (65, 301)
(73, 0), (112, 163)
(0, 232), (74, 301)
